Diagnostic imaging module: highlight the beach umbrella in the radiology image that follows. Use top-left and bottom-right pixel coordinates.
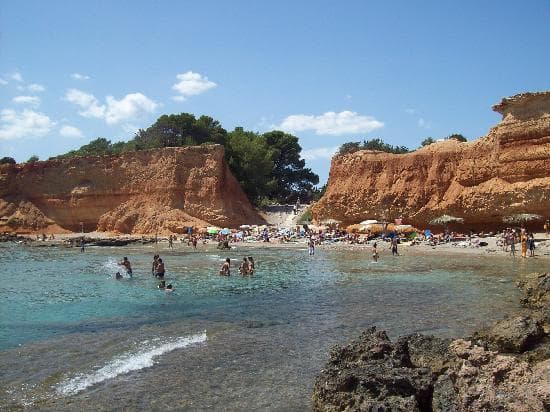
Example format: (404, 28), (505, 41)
(239, 224), (251, 229)
(219, 228), (231, 235)
(360, 219), (378, 225)
(502, 213), (543, 226)
(207, 226), (220, 234)
(429, 215), (464, 225)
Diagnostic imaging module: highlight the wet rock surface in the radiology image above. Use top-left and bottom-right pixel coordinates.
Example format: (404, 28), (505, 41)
(313, 273), (550, 411)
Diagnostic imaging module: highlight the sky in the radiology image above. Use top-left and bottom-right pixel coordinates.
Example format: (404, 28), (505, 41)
(1, 0), (549, 183)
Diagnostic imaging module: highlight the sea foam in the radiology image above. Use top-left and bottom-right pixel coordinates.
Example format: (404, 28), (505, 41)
(56, 331), (207, 395)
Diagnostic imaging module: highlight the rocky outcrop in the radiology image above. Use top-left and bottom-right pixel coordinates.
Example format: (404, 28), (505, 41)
(313, 273), (550, 411)
(312, 91), (550, 229)
(0, 145), (264, 233)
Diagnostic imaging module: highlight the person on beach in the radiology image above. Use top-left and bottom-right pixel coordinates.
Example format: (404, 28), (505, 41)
(80, 238), (85, 252)
(509, 234), (516, 257)
(308, 237), (315, 255)
(528, 233), (536, 257)
(155, 258), (165, 278)
(192, 236), (198, 250)
(239, 257), (249, 276)
(168, 235), (173, 249)
(220, 258), (231, 276)
(120, 257), (133, 277)
(520, 230), (528, 259)
(390, 237), (399, 256)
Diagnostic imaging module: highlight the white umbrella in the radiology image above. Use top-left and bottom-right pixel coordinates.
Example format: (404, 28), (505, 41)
(360, 219), (378, 225)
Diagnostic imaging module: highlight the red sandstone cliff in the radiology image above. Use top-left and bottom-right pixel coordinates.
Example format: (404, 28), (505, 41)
(0, 145), (264, 234)
(312, 92), (550, 229)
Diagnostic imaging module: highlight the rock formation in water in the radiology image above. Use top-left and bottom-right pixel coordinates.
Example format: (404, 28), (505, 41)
(312, 272), (550, 411)
(0, 145), (264, 233)
(312, 91), (550, 229)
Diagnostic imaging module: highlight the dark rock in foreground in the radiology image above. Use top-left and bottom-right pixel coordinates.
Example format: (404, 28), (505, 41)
(313, 273), (550, 411)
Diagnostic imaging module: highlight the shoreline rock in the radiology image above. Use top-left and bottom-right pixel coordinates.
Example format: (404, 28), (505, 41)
(312, 272), (550, 411)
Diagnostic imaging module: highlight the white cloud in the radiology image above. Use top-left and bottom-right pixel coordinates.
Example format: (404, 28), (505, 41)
(301, 146), (339, 161)
(418, 118), (431, 129)
(172, 71), (217, 101)
(12, 95), (41, 106)
(277, 111), (384, 135)
(28, 83), (45, 92)
(171, 95), (185, 102)
(65, 89), (158, 125)
(104, 93), (159, 124)
(11, 72), (23, 82)
(0, 109), (55, 140)
(71, 73), (90, 80)
(59, 125), (83, 138)
(0, 78), (8, 85)
(65, 88), (106, 119)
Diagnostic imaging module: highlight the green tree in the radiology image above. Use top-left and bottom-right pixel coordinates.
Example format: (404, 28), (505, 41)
(263, 130), (319, 203)
(27, 155), (39, 163)
(421, 137), (435, 147)
(0, 156), (16, 164)
(226, 128), (276, 202)
(132, 113), (227, 149)
(447, 133), (467, 142)
(338, 139), (410, 156)
(337, 142), (362, 155)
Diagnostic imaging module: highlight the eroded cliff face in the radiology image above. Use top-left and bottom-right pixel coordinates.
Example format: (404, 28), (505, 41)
(0, 145), (264, 233)
(312, 92), (550, 229)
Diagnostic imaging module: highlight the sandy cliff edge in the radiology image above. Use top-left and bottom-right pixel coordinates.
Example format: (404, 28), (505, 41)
(0, 144), (264, 234)
(312, 91), (550, 229)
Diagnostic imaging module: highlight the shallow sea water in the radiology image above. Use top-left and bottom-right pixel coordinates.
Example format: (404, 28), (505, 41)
(0, 242), (546, 410)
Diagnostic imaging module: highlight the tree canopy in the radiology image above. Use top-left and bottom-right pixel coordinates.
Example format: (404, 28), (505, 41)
(337, 138), (411, 156)
(53, 113), (320, 205)
(0, 156), (16, 165)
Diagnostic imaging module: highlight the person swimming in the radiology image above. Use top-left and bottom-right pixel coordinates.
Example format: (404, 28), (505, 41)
(115, 272), (123, 280)
(120, 257), (133, 277)
(165, 284), (174, 292)
(220, 258), (230, 276)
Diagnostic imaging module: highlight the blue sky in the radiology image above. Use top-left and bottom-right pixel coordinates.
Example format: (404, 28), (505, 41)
(1, 0), (549, 183)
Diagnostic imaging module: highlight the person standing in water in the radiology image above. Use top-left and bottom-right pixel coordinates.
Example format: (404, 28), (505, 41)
(390, 237), (399, 256)
(120, 257), (133, 277)
(372, 241), (379, 262)
(80, 238), (85, 252)
(151, 255), (159, 276)
(220, 258), (231, 276)
(155, 258), (165, 278)
(239, 257), (249, 276)
(308, 237), (315, 256)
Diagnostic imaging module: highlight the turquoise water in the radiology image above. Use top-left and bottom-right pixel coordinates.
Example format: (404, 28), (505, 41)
(0, 242), (546, 409)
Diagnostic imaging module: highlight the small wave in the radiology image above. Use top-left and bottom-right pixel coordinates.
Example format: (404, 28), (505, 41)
(56, 331), (207, 396)
(102, 257), (121, 277)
